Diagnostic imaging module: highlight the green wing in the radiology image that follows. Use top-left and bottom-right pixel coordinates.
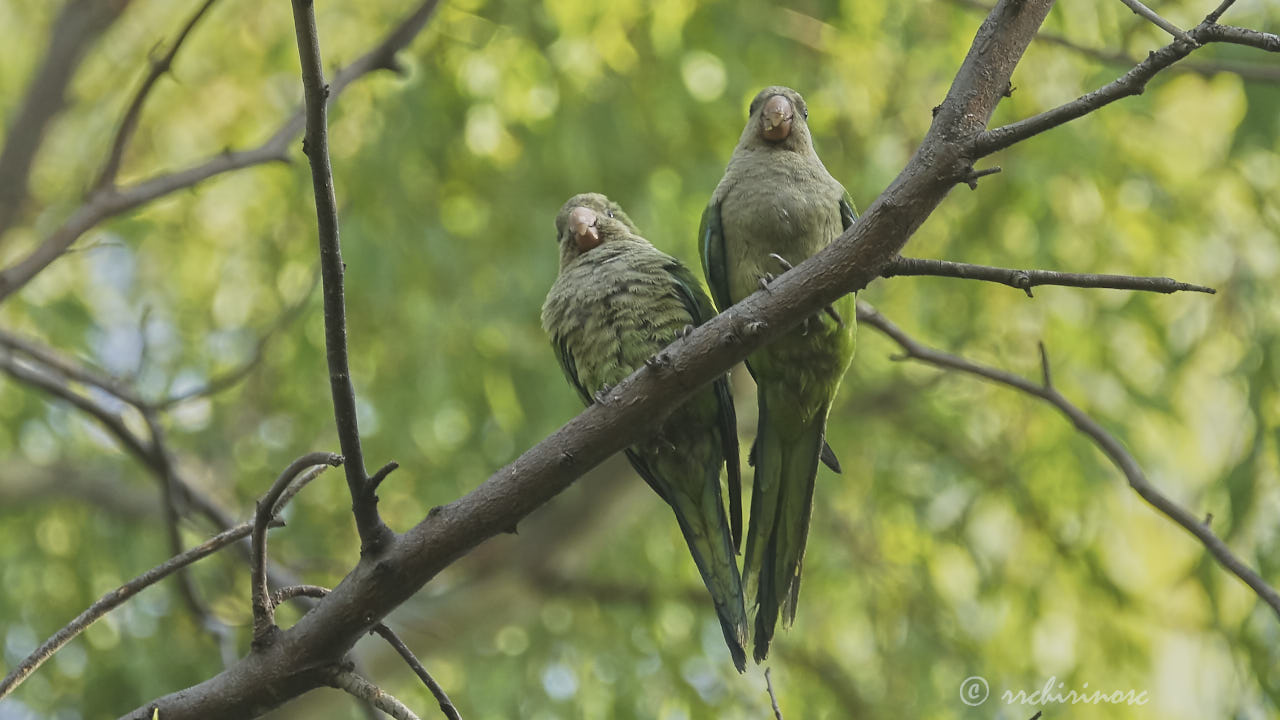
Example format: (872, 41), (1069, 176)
(698, 201), (732, 314)
(840, 190), (858, 231)
(551, 336), (591, 406)
(667, 258), (742, 549)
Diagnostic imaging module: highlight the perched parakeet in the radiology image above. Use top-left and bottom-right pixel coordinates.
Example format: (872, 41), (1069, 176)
(699, 86), (857, 662)
(541, 192), (749, 671)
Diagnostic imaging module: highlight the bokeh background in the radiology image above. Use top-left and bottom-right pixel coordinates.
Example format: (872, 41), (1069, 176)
(1, 0), (1278, 718)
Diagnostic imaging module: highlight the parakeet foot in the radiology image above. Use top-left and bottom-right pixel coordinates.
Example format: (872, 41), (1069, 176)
(676, 324), (695, 339)
(769, 253), (844, 328)
(644, 351), (672, 370)
(593, 384), (613, 404)
(757, 273), (776, 292)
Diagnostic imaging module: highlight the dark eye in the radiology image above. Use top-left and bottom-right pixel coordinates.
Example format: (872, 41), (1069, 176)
(803, 107), (809, 119)
(607, 209), (615, 218)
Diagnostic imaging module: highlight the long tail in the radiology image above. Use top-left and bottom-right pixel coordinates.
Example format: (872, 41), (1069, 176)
(744, 389), (828, 663)
(669, 473), (750, 672)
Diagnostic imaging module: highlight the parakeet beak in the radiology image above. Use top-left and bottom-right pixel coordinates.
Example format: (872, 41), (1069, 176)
(760, 95), (794, 142)
(569, 207), (601, 251)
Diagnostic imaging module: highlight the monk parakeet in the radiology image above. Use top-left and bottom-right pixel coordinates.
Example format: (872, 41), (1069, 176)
(542, 192), (749, 671)
(699, 86), (857, 662)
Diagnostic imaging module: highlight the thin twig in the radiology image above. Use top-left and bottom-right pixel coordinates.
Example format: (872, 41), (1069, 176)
(1203, 0), (1237, 24)
(882, 256), (1216, 297)
(0, 328), (147, 406)
(0, 0), (443, 303)
(144, 411), (238, 662)
(330, 671), (421, 720)
(765, 668), (784, 720)
(371, 626), (463, 720)
(0, 523), (253, 699)
(289, 0), (391, 551)
(95, 0), (220, 190)
(251, 452), (343, 642)
(949, 0), (1280, 83)
(974, 18), (1280, 157)
(1116, 0), (1195, 44)
(0, 462), (334, 700)
(0, 350), (152, 460)
(856, 301), (1280, 621)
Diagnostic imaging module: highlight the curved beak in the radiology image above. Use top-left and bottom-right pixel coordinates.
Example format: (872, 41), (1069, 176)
(760, 94), (794, 142)
(569, 207), (600, 251)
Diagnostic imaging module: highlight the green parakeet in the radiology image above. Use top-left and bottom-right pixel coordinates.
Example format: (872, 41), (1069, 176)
(541, 192), (749, 671)
(699, 86), (857, 662)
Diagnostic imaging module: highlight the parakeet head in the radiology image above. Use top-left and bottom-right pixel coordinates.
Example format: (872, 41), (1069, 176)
(554, 192), (642, 265)
(738, 86), (813, 153)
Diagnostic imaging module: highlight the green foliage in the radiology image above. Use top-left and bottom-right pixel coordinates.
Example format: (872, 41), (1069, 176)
(1, 0), (1277, 718)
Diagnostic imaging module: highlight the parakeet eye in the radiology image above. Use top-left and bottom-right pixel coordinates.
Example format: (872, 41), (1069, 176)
(802, 108), (809, 119)
(607, 209), (615, 218)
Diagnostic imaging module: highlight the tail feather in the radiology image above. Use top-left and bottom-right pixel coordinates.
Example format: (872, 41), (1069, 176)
(669, 474), (749, 672)
(745, 392), (829, 663)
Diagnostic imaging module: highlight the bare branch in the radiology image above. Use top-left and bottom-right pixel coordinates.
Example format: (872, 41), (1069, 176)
(0, 0), (443, 303)
(0, 328), (146, 407)
(370, 625), (463, 720)
(0, 461), (335, 700)
(882, 256), (1216, 296)
(0, 522), (252, 699)
(0, 350), (152, 460)
(289, 0), (392, 551)
(765, 668), (785, 720)
(974, 18), (1280, 157)
(1116, 0), (1195, 44)
(0, 0), (129, 237)
(251, 452), (343, 642)
(330, 671), (421, 720)
(1203, 0), (1237, 24)
(950, 0), (1280, 83)
(856, 301), (1280, 622)
(95, 0), (221, 190)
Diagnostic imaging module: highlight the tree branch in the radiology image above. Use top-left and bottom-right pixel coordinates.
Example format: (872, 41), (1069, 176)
(1, 522), (253, 699)
(251, 452), (343, 643)
(273, 585), (461, 720)
(0, 461), (333, 700)
(94, 0), (220, 190)
(0, 0), (130, 238)
(764, 668), (785, 720)
(330, 671), (421, 720)
(370, 625), (463, 720)
(289, 0), (391, 551)
(949, 0), (1280, 83)
(0, 0), (443, 303)
(1116, 0), (1195, 44)
(973, 18), (1280, 157)
(882, 256), (1216, 296)
(855, 301), (1280, 621)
